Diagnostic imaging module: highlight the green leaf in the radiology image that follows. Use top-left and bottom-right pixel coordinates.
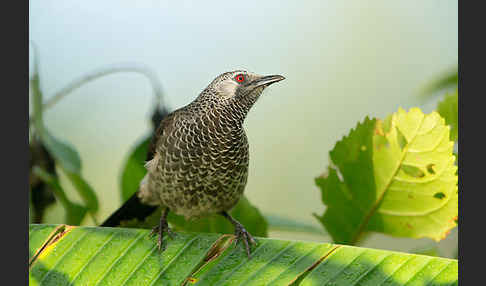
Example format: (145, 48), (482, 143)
(315, 108), (458, 245)
(30, 55), (98, 214)
(40, 131), (98, 213)
(32, 167), (88, 225)
(29, 139), (57, 223)
(314, 117), (376, 244)
(29, 224), (59, 260)
(119, 137), (268, 237)
(62, 170), (99, 213)
(437, 89), (458, 142)
(42, 132), (81, 174)
(37, 127), (99, 215)
(29, 224), (458, 285)
(120, 135), (151, 201)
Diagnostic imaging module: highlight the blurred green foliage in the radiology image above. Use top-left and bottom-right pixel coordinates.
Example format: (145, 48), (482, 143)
(30, 49), (98, 225)
(437, 89), (458, 142)
(420, 67), (458, 98)
(120, 136), (152, 202)
(32, 167), (88, 225)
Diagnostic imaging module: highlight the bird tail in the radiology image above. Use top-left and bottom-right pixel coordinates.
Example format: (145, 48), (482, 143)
(100, 191), (158, 227)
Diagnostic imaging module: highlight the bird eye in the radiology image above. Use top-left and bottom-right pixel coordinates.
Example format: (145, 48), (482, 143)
(235, 74), (245, 83)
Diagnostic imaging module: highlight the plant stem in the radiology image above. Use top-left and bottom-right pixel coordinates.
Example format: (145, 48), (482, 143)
(29, 62), (167, 126)
(44, 62), (166, 110)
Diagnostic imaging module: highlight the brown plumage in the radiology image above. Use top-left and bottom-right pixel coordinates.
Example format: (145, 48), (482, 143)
(108, 70), (284, 257)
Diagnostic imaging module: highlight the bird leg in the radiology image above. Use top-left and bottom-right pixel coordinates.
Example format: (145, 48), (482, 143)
(220, 211), (256, 258)
(149, 207), (174, 251)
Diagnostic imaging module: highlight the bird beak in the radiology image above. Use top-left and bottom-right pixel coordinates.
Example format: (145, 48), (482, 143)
(250, 75), (286, 88)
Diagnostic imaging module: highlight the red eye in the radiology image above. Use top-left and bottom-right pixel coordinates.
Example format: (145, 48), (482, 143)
(235, 74), (245, 83)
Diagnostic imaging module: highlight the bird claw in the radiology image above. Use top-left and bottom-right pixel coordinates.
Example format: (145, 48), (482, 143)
(234, 223), (256, 258)
(149, 223), (174, 252)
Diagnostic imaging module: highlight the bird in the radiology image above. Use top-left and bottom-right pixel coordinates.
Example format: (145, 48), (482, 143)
(101, 70), (285, 257)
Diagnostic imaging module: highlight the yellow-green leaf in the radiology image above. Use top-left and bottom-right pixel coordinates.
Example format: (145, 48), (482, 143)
(315, 108), (458, 244)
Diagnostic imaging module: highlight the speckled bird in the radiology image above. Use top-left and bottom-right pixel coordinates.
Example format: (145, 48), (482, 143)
(105, 70), (284, 257)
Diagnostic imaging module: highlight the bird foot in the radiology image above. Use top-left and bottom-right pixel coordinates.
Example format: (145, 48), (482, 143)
(149, 221), (175, 252)
(234, 222), (256, 258)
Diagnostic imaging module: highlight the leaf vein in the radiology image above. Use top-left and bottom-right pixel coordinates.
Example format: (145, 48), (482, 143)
(93, 230), (146, 286)
(120, 242), (159, 286)
(38, 231), (89, 284)
(69, 231), (117, 284)
(351, 115), (425, 244)
(238, 242), (296, 285)
(148, 235), (201, 286)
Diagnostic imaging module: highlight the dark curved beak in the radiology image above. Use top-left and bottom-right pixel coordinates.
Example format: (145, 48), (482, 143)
(251, 75), (285, 88)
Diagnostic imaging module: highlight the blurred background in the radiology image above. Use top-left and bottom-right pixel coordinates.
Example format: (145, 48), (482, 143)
(29, 1), (457, 256)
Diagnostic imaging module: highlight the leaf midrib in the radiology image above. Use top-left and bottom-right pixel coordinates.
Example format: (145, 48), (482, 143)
(350, 115), (425, 244)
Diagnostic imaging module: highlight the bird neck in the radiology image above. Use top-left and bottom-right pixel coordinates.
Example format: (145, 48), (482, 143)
(192, 89), (257, 128)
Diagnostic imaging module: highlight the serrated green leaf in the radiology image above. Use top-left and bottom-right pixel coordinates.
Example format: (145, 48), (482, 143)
(315, 108), (458, 244)
(314, 117), (376, 244)
(437, 89), (458, 142)
(370, 108), (458, 240)
(29, 224), (458, 286)
(32, 167), (88, 225)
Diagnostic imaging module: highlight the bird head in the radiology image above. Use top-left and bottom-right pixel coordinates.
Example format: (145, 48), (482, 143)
(202, 70), (285, 108)
(209, 70), (285, 100)
(192, 70), (284, 123)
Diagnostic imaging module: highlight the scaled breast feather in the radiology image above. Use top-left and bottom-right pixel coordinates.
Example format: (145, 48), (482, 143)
(144, 153), (161, 173)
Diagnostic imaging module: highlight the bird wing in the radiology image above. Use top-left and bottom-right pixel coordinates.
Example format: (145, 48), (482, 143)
(146, 110), (178, 161)
(101, 111), (179, 226)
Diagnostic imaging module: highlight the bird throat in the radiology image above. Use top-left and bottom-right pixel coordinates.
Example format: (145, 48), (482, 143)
(193, 87), (262, 127)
